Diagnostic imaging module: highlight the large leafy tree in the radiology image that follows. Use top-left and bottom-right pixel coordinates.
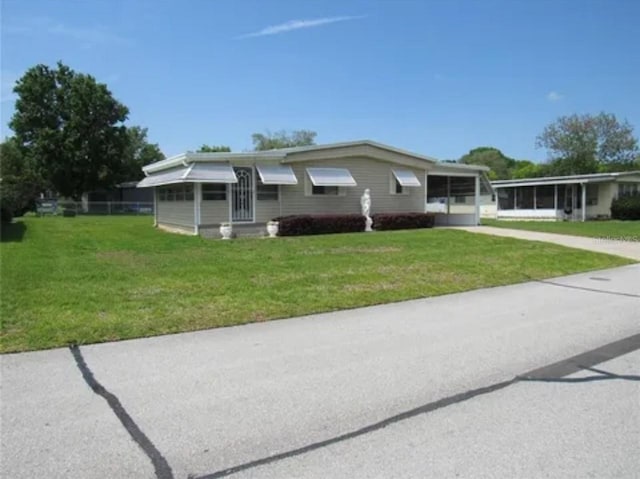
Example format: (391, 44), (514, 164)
(0, 138), (47, 221)
(536, 113), (639, 175)
(119, 126), (165, 181)
(458, 147), (516, 180)
(251, 129), (317, 151)
(197, 144), (231, 152)
(9, 62), (129, 199)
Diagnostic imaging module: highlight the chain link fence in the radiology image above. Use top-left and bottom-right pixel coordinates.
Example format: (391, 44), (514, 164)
(37, 200), (154, 216)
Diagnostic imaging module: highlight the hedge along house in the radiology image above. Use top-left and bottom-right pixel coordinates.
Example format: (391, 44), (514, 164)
(137, 140), (490, 236)
(488, 171), (640, 221)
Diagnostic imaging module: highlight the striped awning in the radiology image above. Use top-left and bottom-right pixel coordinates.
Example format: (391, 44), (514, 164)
(306, 167), (357, 187)
(137, 163), (237, 187)
(392, 169), (421, 187)
(256, 164), (298, 185)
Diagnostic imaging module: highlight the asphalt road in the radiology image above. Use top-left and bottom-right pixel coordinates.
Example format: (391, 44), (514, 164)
(2, 264), (639, 479)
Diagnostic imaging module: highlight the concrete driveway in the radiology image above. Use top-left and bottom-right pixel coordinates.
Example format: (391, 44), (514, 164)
(2, 265), (639, 479)
(460, 225), (640, 261)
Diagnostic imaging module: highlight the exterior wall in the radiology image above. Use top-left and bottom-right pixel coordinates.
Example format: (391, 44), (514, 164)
(280, 157), (425, 216)
(586, 182), (615, 218)
(255, 197), (281, 223)
(200, 198), (229, 225)
(156, 196), (195, 230)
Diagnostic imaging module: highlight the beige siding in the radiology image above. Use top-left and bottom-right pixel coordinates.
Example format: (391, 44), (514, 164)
(157, 200), (194, 228)
(200, 200), (229, 225)
(586, 182), (616, 218)
(256, 198), (281, 222)
(280, 157), (425, 216)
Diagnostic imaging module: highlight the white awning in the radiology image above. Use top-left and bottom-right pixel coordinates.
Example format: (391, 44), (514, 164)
(256, 164), (298, 185)
(392, 169), (421, 187)
(185, 163), (237, 183)
(137, 168), (187, 187)
(137, 163), (237, 187)
(306, 167), (357, 187)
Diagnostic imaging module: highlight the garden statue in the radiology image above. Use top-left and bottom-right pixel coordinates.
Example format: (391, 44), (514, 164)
(361, 188), (373, 232)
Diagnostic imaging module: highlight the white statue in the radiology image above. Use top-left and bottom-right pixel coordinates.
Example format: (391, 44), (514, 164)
(361, 189), (371, 217)
(361, 188), (373, 232)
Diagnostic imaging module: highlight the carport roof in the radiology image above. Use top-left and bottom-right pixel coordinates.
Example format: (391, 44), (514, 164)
(492, 171), (640, 188)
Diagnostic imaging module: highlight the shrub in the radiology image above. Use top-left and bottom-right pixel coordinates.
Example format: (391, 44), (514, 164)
(274, 214), (366, 236)
(372, 212), (436, 231)
(611, 194), (640, 220)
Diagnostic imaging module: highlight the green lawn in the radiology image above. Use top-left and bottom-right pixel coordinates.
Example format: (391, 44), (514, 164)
(1, 216), (633, 353)
(482, 218), (640, 241)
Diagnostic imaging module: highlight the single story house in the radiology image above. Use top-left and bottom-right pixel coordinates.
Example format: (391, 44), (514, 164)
(483, 171), (640, 221)
(137, 140), (491, 236)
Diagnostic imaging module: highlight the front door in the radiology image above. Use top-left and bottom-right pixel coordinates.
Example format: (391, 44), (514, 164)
(232, 167), (254, 222)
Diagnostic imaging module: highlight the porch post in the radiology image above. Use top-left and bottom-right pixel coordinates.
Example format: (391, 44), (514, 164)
(581, 183), (587, 222)
(153, 187), (158, 227)
(228, 183), (232, 226)
(423, 171), (428, 213)
(446, 176), (451, 225)
(533, 186), (537, 210)
(194, 183), (201, 235)
(554, 184), (558, 211)
(474, 174), (480, 225)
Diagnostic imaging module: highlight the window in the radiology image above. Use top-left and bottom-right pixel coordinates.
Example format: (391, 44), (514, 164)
(586, 184), (598, 205)
(498, 189), (515, 210)
(535, 185), (555, 209)
(157, 184), (194, 202)
(618, 183), (639, 197)
(257, 179), (278, 201)
(515, 186), (534, 209)
(202, 183), (227, 201)
(312, 185), (339, 195)
(392, 177), (404, 195)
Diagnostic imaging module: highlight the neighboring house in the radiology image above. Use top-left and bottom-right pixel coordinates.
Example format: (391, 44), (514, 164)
(483, 171), (640, 221)
(137, 140), (490, 236)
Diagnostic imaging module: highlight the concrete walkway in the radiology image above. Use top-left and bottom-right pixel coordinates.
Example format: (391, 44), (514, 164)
(459, 226), (640, 261)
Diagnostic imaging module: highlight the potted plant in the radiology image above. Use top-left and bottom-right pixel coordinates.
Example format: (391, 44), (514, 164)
(219, 222), (233, 240)
(266, 220), (279, 238)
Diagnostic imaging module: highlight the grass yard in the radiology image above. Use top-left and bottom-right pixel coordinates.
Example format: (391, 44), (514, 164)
(482, 218), (640, 241)
(1, 216), (633, 353)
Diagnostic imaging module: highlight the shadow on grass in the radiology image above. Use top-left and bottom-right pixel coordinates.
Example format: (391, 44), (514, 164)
(1, 221), (26, 243)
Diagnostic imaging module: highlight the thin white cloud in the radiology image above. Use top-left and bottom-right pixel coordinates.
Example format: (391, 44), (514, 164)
(5, 17), (130, 47)
(547, 91), (564, 102)
(239, 15), (365, 38)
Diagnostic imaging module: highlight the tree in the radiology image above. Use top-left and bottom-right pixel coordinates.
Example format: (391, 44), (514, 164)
(197, 144), (231, 153)
(251, 129), (317, 151)
(458, 147), (515, 180)
(510, 160), (547, 179)
(0, 137), (47, 221)
(119, 127), (165, 181)
(9, 62), (129, 199)
(536, 113), (639, 175)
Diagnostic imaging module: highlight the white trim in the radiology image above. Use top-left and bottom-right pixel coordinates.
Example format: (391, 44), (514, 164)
(475, 175), (480, 226)
(181, 163), (195, 179)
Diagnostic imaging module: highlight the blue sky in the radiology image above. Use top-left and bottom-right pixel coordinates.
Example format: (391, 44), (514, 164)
(1, 0), (639, 162)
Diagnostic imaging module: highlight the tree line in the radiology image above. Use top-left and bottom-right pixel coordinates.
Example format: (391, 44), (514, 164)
(2, 61), (638, 221)
(460, 112), (639, 180)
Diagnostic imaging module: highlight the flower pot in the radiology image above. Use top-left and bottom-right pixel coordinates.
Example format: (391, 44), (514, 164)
(219, 224), (232, 240)
(266, 221), (279, 238)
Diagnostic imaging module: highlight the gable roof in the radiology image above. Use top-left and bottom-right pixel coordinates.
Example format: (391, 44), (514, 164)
(492, 171), (640, 188)
(143, 140), (479, 175)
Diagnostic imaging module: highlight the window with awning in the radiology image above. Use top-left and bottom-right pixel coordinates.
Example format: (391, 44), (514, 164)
(256, 164), (298, 185)
(391, 169), (421, 187)
(306, 168), (357, 187)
